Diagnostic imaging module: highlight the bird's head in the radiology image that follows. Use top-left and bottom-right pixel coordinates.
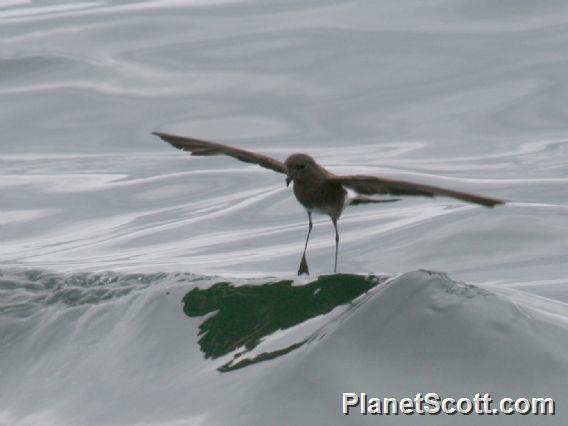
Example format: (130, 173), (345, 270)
(285, 153), (317, 187)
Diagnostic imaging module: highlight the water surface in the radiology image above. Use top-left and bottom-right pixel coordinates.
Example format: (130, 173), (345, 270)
(1, 0), (568, 424)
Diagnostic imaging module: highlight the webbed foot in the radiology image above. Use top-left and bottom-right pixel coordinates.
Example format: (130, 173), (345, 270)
(298, 254), (310, 275)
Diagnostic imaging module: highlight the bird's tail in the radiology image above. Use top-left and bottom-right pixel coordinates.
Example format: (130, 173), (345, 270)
(347, 196), (401, 206)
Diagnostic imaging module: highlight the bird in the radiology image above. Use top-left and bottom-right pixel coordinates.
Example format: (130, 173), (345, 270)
(152, 132), (505, 275)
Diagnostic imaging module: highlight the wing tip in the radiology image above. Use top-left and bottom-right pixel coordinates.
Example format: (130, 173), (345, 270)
(152, 131), (183, 149)
(466, 195), (506, 208)
(486, 198), (507, 208)
(152, 131), (169, 140)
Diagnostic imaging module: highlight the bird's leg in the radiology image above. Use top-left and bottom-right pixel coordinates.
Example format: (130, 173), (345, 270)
(332, 218), (339, 274)
(298, 212), (312, 276)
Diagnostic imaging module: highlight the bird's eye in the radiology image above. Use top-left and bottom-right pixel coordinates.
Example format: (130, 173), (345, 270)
(296, 164), (305, 170)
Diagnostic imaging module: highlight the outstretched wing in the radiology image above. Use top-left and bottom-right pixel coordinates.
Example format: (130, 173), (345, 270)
(329, 175), (505, 207)
(153, 132), (287, 174)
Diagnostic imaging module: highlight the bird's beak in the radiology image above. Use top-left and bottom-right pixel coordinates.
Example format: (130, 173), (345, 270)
(286, 176), (293, 187)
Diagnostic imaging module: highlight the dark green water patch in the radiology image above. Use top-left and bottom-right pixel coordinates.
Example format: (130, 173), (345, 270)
(182, 273), (389, 372)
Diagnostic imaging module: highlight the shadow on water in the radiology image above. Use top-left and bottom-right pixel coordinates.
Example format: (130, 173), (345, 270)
(182, 273), (389, 372)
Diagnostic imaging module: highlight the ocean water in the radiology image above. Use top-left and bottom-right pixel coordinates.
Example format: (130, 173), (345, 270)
(1, 0), (568, 425)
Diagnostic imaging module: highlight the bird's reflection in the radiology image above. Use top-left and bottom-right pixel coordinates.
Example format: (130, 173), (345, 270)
(182, 274), (388, 372)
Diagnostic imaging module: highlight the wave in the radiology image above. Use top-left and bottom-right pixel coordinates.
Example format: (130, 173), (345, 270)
(1, 268), (567, 425)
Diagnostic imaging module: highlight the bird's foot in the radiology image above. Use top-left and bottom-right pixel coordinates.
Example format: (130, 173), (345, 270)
(298, 254), (310, 276)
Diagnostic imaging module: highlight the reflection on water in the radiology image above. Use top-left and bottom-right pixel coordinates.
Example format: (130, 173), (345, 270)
(183, 273), (388, 371)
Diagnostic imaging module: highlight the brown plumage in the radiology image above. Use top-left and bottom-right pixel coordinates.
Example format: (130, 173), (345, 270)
(153, 132), (505, 275)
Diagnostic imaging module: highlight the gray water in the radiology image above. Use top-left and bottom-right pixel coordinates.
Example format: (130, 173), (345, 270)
(1, 0), (568, 425)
